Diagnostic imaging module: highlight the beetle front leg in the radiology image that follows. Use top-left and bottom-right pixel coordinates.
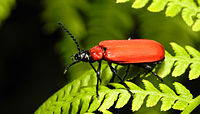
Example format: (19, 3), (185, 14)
(89, 62), (101, 83)
(89, 61), (102, 98)
(96, 60), (102, 98)
(108, 62), (134, 97)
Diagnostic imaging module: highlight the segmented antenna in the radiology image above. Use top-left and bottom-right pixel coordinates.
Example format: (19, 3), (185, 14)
(58, 22), (81, 52)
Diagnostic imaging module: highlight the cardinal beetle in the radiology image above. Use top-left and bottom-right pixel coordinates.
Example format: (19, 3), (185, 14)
(58, 22), (165, 98)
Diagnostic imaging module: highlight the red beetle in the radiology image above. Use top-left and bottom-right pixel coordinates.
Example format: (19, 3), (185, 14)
(58, 22), (165, 97)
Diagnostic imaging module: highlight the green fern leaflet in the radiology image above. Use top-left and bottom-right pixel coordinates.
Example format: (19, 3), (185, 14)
(116, 0), (200, 31)
(157, 42), (200, 80)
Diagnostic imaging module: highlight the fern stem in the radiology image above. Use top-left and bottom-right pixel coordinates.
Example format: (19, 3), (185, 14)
(173, 57), (200, 64)
(181, 95), (200, 114)
(131, 90), (193, 103)
(112, 89), (193, 103)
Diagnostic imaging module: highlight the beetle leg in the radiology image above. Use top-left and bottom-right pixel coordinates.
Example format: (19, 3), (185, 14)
(151, 71), (163, 82)
(110, 65), (118, 82)
(136, 63), (163, 82)
(96, 60), (102, 98)
(89, 62), (100, 82)
(128, 37), (131, 40)
(108, 62), (134, 97)
(89, 61), (102, 98)
(89, 62), (97, 73)
(123, 65), (130, 81)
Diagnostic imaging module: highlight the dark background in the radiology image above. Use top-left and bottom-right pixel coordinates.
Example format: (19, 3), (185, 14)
(0, 0), (63, 113)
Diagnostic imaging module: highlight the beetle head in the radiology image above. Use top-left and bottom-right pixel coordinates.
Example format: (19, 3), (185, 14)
(64, 50), (94, 74)
(58, 22), (95, 74)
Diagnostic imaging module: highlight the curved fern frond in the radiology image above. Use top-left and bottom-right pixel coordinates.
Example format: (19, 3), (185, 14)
(35, 76), (200, 113)
(34, 64), (113, 114)
(157, 42), (200, 80)
(116, 0), (200, 31)
(123, 80), (195, 112)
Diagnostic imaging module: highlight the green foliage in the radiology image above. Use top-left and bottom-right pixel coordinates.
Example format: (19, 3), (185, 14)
(157, 42), (200, 80)
(0, 0), (15, 26)
(116, 0), (200, 31)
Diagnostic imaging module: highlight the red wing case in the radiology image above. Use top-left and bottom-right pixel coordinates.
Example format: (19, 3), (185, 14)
(99, 39), (165, 63)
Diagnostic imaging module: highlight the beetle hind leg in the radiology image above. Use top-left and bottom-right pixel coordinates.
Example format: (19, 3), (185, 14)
(150, 71), (163, 82)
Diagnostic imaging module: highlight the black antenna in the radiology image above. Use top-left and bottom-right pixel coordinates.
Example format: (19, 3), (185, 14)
(58, 22), (81, 52)
(64, 60), (80, 74)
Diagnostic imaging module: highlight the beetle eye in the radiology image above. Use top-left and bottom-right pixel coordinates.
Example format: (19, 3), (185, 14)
(75, 54), (79, 60)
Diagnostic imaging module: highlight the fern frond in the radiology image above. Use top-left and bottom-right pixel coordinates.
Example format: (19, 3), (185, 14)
(34, 65), (113, 114)
(116, 0), (200, 31)
(35, 77), (200, 113)
(111, 80), (198, 112)
(157, 42), (200, 80)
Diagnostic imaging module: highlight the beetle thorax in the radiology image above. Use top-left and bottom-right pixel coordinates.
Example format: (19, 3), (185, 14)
(89, 46), (104, 61)
(72, 50), (93, 62)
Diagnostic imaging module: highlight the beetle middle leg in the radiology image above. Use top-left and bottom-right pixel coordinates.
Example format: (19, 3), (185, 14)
(110, 64), (130, 82)
(135, 63), (163, 82)
(108, 62), (134, 97)
(123, 64), (130, 81)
